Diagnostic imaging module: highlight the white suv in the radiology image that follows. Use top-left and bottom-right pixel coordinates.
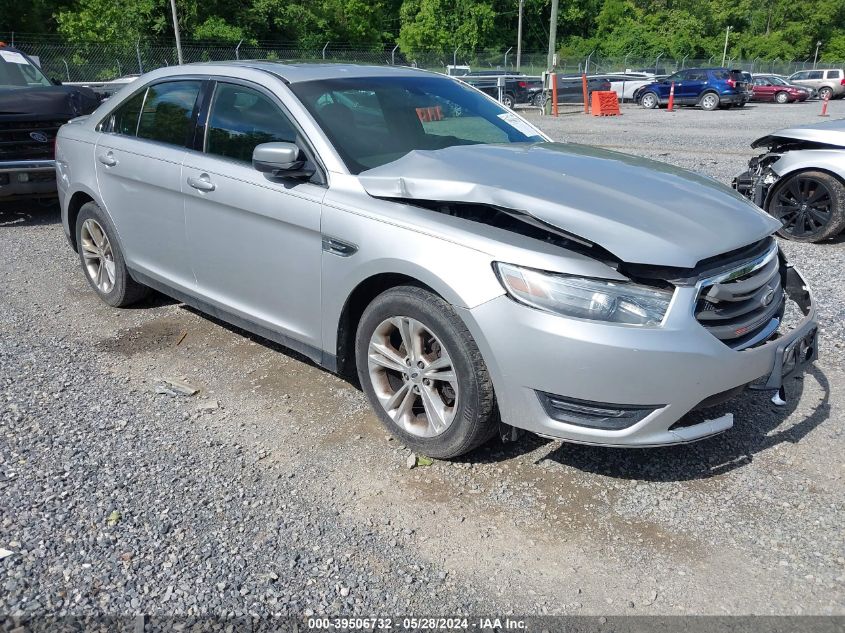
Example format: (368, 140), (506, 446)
(788, 68), (845, 100)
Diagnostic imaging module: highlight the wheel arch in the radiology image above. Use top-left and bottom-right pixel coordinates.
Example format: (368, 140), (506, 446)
(334, 272), (444, 378)
(63, 184), (103, 251)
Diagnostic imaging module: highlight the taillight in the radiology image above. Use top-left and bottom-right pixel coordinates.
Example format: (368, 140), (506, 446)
(726, 78), (736, 88)
(840, 78), (845, 85)
(518, 81), (527, 88)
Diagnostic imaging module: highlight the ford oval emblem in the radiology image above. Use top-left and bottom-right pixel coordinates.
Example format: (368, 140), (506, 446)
(762, 287), (776, 307)
(29, 132), (50, 143)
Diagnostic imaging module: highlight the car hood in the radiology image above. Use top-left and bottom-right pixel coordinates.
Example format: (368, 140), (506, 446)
(358, 143), (779, 268)
(0, 85), (100, 118)
(751, 118), (845, 149)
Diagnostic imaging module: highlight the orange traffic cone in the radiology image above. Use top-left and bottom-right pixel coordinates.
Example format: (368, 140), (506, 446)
(667, 82), (675, 112)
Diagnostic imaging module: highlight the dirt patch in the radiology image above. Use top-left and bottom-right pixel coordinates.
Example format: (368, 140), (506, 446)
(99, 318), (188, 356)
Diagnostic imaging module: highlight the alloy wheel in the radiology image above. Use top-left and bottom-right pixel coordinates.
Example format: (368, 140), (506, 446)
(775, 91), (789, 104)
(367, 316), (459, 438)
(701, 93), (718, 110)
(772, 176), (833, 237)
(80, 219), (116, 294)
(641, 93), (657, 108)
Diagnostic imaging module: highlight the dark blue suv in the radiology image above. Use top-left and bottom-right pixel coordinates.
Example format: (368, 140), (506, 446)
(634, 68), (750, 111)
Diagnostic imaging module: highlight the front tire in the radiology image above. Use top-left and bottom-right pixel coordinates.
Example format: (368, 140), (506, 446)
(75, 202), (149, 307)
(355, 286), (497, 458)
(767, 171), (845, 242)
(775, 91), (790, 104)
(501, 93), (515, 109)
(640, 92), (658, 109)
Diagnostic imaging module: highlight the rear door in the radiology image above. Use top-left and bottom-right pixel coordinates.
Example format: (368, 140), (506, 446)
(182, 79), (325, 352)
(95, 79), (203, 290)
(678, 70), (707, 103)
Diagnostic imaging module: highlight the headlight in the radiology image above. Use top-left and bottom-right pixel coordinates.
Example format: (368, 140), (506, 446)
(494, 262), (673, 326)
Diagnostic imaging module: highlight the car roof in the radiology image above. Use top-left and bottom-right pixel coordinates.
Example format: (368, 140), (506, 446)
(193, 61), (437, 83)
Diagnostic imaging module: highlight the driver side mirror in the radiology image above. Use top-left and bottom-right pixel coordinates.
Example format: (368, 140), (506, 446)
(253, 142), (311, 178)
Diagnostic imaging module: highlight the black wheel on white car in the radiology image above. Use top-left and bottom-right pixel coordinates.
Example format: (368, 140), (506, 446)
(355, 286), (497, 459)
(767, 170), (845, 242)
(699, 91), (719, 110)
(819, 86), (834, 101)
(640, 92), (658, 109)
(775, 91), (790, 104)
(75, 201), (150, 307)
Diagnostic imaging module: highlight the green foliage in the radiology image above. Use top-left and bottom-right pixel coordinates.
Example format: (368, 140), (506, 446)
(4, 0), (844, 63)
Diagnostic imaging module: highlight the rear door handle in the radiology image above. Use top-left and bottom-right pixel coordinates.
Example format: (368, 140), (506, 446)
(97, 152), (118, 167)
(187, 174), (215, 192)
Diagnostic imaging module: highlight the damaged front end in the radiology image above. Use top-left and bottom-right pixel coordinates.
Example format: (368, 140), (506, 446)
(733, 124), (845, 207)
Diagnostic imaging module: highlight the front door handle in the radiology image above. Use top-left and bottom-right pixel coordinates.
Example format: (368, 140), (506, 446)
(187, 174), (215, 192)
(97, 152), (118, 167)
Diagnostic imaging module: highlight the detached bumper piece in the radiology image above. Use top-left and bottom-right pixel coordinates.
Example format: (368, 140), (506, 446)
(537, 392), (660, 430)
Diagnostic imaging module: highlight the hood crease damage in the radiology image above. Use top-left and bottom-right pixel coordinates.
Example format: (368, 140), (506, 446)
(359, 142), (780, 269)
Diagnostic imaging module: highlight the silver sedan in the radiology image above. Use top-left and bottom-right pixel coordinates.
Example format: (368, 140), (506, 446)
(56, 62), (818, 457)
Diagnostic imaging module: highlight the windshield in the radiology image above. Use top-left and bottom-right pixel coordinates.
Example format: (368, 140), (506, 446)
(0, 49), (52, 87)
(290, 75), (544, 174)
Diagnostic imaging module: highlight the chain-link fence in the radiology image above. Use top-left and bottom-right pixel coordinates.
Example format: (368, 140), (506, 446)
(3, 33), (843, 83)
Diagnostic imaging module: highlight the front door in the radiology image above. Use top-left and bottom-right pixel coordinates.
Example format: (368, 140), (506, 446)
(677, 70), (707, 103)
(95, 80), (202, 290)
(183, 80), (325, 353)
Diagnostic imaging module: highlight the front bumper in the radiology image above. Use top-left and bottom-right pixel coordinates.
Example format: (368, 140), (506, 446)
(460, 267), (817, 447)
(0, 160), (57, 200)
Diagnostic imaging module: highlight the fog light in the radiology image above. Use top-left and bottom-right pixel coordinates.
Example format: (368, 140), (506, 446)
(537, 392), (660, 430)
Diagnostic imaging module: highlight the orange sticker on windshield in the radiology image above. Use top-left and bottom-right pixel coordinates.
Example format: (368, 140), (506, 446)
(416, 106), (443, 122)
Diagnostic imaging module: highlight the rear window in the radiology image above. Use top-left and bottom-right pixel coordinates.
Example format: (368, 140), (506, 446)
(136, 80), (202, 147)
(827, 70), (841, 79)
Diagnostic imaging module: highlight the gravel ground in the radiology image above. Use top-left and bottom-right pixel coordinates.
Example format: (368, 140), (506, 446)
(1, 101), (844, 619)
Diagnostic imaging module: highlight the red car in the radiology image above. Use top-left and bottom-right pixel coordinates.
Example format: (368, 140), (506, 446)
(750, 75), (810, 103)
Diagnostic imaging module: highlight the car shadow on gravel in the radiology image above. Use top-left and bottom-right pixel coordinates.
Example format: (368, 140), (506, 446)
(0, 200), (60, 227)
(457, 365), (831, 481)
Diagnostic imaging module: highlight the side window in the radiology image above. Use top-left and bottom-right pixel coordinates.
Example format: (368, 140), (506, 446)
(753, 78), (768, 86)
(806, 71), (824, 80)
(109, 90), (146, 136)
(827, 70), (841, 79)
(205, 83), (297, 162)
(137, 80), (202, 147)
(686, 71), (707, 81)
(791, 72), (807, 80)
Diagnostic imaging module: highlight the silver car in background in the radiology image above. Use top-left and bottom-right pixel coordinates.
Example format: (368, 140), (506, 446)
(56, 63), (818, 458)
(734, 118), (845, 242)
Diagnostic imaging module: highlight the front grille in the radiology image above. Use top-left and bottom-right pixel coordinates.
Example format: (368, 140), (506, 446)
(695, 242), (785, 350)
(0, 119), (64, 161)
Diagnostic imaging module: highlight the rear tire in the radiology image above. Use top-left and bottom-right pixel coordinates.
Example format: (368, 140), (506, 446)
(355, 286), (498, 459)
(775, 91), (790, 104)
(640, 92), (659, 109)
(75, 202), (150, 307)
(767, 171), (845, 242)
(501, 93), (515, 109)
(819, 86), (834, 101)
(699, 92), (719, 111)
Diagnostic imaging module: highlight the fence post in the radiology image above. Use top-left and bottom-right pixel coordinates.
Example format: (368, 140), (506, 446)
(62, 59), (71, 82)
(322, 42), (329, 60)
(391, 44), (399, 65)
(117, 60), (121, 76)
(235, 39), (243, 60)
(136, 38), (143, 73)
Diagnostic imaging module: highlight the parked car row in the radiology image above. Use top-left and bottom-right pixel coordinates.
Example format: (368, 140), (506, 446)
(634, 66), (843, 111)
